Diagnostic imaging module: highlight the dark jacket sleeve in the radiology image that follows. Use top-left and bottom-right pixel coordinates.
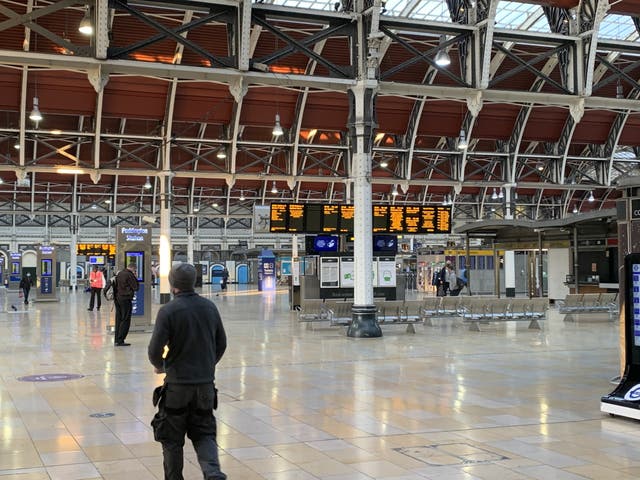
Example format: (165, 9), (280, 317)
(148, 306), (170, 370)
(215, 319), (227, 364)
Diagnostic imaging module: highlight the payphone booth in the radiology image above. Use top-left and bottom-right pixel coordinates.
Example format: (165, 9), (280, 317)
(8, 252), (21, 290)
(115, 227), (152, 331)
(35, 245), (58, 302)
(602, 253), (640, 419)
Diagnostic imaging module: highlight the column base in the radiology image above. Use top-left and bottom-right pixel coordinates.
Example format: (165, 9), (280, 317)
(506, 287), (515, 298)
(347, 304), (382, 338)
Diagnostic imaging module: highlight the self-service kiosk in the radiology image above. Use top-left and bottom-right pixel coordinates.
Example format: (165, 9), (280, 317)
(35, 245), (58, 302)
(115, 227), (152, 331)
(601, 253), (640, 419)
(8, 252), (21, 290)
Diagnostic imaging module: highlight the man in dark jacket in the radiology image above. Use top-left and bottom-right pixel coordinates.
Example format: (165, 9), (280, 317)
(148, 263), (227, 480)
(114, 262), (139, 346)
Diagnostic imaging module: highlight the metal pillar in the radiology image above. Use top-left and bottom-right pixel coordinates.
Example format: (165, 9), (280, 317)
(346, 83), (381, 338)
(159, 173), (172, 304)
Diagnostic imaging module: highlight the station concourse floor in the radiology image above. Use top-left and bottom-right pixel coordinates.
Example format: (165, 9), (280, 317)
(0, 285), (638, 480)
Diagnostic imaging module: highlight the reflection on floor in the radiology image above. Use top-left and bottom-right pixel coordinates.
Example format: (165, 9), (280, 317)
(0, 285), (635, 479)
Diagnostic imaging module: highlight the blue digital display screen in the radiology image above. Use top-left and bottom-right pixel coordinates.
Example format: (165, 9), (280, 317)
(313, 235), (339, 252)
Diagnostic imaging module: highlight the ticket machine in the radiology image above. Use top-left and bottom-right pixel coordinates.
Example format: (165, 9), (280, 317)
(35, 245), (58, 302)
(601, 253), (640, 419)
(115, 227), (152, 331)
(8, 252), (21, 290)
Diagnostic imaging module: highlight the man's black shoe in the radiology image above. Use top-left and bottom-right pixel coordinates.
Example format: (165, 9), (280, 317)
(115, 342), (131, 346)
(87, 308), (93, 311)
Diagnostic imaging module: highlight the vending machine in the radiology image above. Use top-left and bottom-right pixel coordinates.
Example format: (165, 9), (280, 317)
(601, 253), (640, 419)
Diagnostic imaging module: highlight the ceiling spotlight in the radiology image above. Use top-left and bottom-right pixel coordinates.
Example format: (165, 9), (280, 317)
(239, 190), (245, 201)
(588, 191), (595, 202)
(391, 185), (398, 196)
(272, 113), (284, 137)
(91, 203), (97, 210)
(536, 161), (544, 171)
(143, 176), (152, 190)
(29, 96), (42, 122)
(491, 188), (498, 200)
(193, 205), (200, 212)
(457, 129), (468, 150)
(271, 181), (278, 194)
(498, 188), (504, 199)
(13, 142), (19, 150)
(216, 148), (226, 159)
(104, 199), (111, 204)
(572, 204), (578, 214)
(435, 35), (451, 67)
(0, 177), (3, 185)
(78, 8), (94, 35)
(380, 159), (389, 168)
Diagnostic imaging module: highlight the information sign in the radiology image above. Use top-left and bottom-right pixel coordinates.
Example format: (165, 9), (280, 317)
(322, 205), (339, 233)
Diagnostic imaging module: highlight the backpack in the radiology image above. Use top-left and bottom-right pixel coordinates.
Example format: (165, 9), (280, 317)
(103, 274), (118, 301)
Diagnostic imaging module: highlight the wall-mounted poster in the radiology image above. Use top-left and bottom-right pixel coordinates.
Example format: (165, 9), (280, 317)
(340, 257), (355, 288)
(377, 256), (396, 287)
(320, 257), (339, 288)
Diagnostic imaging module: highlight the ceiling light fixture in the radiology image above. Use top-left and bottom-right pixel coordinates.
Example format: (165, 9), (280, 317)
(272, 113), (284, 137)
(391, 185), (398, 196)
(29, 96), (43, 122)
(0, 177), (4, 185)
(216, 148), (226, 159)
(271, 181), (278, 194)
(498, 188), (504, 199)
(13, 142), (19, 150)
(491, 188), (498, 200)
(91, 203), (97, 210)
(434, 35), (451, 67)
(588, 191), (595, 202)
(536, 161), (544, 171)
(572, 204), (578, 213)
(78, 7), (94, 35)
(144, 176), (152, 190)
(239, 190), (245, 201)
(193, 204), (200, 212)
(457, 128), (468, 150)
(380, 159), (389, 168)
(56, 166), (86, 174)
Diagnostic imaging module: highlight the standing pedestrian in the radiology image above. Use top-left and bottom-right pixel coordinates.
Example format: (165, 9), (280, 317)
(88, 265), (105, 311)
(19, 273), (33, 304)
(114, 262), (139, 346)
(148, 263), (227, 480)
(218, 267), (229, 296)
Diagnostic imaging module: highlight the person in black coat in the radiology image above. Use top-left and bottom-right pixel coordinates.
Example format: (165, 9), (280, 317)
(19, 273), (33, 304)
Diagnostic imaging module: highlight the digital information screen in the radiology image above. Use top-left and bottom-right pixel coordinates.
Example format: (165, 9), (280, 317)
(322, 205), (339, 233)
(633, 263), (640, 347)
(339, 205), (354, 233)
(270, 203), (288, 233)
(268, 203), (451, 234)
(372, 205), (389, 233)
(288, 204), (305, 232)
(305, 204), (323, 233)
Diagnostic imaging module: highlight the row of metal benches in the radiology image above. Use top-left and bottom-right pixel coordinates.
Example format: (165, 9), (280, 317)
(556, 293), (617, 320)
(298, 296), (549, 333)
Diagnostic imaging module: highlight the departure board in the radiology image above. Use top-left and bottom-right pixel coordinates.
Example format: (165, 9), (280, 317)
(420, 206), (436, 233)
(339, 205), (354, 233)
(268, 203), (451, 234)
(404, 206), (421, 233)
(436, 207), (452, 233)
(323, 205), (339, 233)
(388, 206), (404, 233)
(270, 203), (288, 232)
(373, 205), (389, 232)
(288, 204), (305, 232)
(305, 204), (323, 233)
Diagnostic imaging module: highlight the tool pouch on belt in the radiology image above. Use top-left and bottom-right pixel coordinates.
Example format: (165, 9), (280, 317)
(152, 384), (166, 407)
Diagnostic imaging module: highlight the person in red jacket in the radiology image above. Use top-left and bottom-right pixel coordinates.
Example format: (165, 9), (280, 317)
(88, 265), (105, 311)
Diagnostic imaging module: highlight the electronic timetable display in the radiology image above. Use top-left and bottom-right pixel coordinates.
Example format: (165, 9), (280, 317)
(269, 203), (451, 234)
(125, 251), (144, 282)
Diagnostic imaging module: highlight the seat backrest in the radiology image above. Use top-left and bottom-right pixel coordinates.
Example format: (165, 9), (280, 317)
(581, 293), (599, 307)
(565, 294), (583, 306)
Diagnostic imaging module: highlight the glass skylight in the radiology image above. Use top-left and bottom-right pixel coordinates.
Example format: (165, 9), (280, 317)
(599, 14), (637, 41)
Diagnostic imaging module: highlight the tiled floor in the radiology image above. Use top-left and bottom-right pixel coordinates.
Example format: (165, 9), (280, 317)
(0, 285), (636, 479)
